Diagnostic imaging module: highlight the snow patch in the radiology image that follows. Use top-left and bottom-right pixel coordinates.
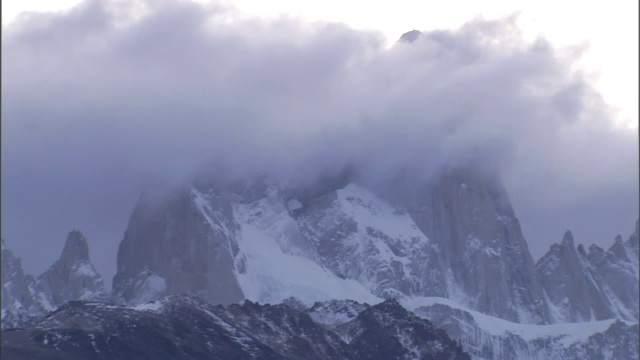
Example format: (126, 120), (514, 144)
(336, 184), (428, 243)
(233, 192), (381, 306)
(73, 261), (98, 277)
(287, 198), (303, 211)
(191, 187), (234, 237)
(132, 300), (164, 312)
(235, 220), (380, 306)
(405, 297), (633, 347)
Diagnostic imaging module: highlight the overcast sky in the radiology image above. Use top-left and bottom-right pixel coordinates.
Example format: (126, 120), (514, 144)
(2, 0), (638, 287)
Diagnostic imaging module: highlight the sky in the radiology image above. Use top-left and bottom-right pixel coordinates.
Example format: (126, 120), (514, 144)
(2, 0), (638, 288)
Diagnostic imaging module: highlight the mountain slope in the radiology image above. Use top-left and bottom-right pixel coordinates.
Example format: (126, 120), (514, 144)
(536, 226), (639, 322)
(1, 239), (47, 330)
(35, 230), (108, 308)
(411, 298), (638, 360)
(1, 232), (107, 330)
(404, 169), (549, 323)
(0, 295), (470, 360)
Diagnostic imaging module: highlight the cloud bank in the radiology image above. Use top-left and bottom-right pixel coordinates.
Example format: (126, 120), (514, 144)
(2, 0), (637, 284)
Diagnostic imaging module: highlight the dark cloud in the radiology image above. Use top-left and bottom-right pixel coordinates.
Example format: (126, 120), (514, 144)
(2, 0), (637, 285)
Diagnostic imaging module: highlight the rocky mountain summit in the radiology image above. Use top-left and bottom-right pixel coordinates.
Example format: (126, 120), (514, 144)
(35, 230), (108, 308)
(1, 231), (107, 330)
(536, 225), (639, 323)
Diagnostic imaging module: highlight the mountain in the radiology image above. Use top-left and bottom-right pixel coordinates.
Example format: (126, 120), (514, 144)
(0, 295), (470, 360)
(536, 225), (639, 322)
(35, 230), (108, 308)
(412, 299), (639, 360)
(3, 168), (638, 358)
(1, 231), (107, 330)
(111, 185), (244, 305)
(403, 169), (549, 323)
(107, 168), (637, 359)
(1, 239), (47, 330)
(112, 169), (548, 323)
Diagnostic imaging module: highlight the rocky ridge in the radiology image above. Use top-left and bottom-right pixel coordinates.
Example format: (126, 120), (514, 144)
(0, 295), (470, 360)
(536, 225), (639, 323)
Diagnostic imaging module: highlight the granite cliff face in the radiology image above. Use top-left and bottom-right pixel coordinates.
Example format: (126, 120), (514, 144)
(405, 170), (549, 323)
(111, 186), (244, 305)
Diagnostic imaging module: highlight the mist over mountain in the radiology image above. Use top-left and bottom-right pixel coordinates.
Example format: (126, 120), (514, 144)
(2, 0), (637, 309)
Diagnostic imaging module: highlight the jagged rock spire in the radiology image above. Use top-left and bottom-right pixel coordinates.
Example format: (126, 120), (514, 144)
(536, 223), (640, 322)
(561, 230), (574, 247)
(35, 230), (107, 308)
(60, 230), (90, 262)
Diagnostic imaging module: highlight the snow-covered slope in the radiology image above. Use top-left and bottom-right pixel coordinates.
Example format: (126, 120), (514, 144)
(294, 183), (444, 300)
(408, 297), (639, 360)
(304, 296), (640, 360)
(305, 296), (638, 360)
(231, 184), (381, 305)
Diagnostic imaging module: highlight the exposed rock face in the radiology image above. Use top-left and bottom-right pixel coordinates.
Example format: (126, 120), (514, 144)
(0, 295), (471, 360)
(398, 29), (422, 44)
(536, 231), (612, 322)
(294, 182), (446, 300)
(1, 232), (107, 329)
(406, 170), (549, 323)
(112, 187), (244, 305)
(1, 239), (46, 330)
(536, 224), (639, 323)
(35, 231), (108, 308)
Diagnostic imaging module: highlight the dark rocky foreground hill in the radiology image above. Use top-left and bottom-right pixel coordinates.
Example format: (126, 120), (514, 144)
(1, 295), (470, 360)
